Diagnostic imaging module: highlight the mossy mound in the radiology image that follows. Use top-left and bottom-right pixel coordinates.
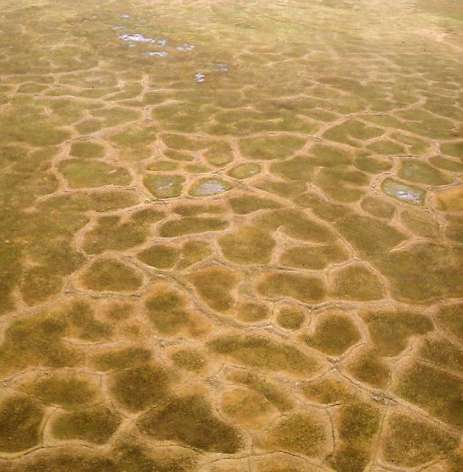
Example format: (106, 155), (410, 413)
(138, 395), (243, 453)
(81, 258), (142, 292)
(0, 395), (43, 452)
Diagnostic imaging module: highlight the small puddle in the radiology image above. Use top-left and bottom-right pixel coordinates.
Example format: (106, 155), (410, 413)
(195, 72), (206, 83)
(382, 178), (426, 205)
(119, 34), (168, 46)
(190, 178), (231, 196)
(176, 43), (195, 52)
(120, 33), (156, 43)
(145, 51), (168, 57)
(213, 63), (229, 72)
(145, 175), (184, 198)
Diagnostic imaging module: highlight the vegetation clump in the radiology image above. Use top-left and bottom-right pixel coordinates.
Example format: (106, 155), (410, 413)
(52, 405), (121, 444)
(304, 313), (361, 356)
(382, 413), (458, 467)
(109, 364), (170, 411)
(208, 334), (319, 375)
(189, 267), (238, 312)
(81, 258), (142, 292)
(171, 349), (206, 372)
(0, 395), (44, 452)
(138, 395), (243, 453)
(264, 412), (328, 457)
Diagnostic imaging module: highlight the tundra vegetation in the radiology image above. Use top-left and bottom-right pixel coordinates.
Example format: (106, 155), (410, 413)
(0, 0), (462, 470)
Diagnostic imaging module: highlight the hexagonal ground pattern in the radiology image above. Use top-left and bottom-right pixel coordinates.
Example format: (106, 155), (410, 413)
(0, 0), (462, 470)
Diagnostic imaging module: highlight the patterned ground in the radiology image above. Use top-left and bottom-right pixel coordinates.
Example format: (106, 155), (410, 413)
(0, 0), (462, 470)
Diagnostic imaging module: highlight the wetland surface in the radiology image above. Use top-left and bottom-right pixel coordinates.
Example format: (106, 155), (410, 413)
(0, 0), (463, 470)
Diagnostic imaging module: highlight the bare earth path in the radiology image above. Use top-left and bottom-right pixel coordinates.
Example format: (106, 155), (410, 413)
(0, 0), (462, 470)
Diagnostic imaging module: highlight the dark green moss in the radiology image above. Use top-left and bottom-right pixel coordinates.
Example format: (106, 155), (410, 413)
(418, 337), (463, 374)
(177, 240), (211, 269)
(229, 195), (281, 214)
(81, 258), (142, 292)
(236, 301), (269, 322)
(367, 139), (404, 155)
(137, 245), (178, 269)
(228, 370), (293, 411)
(93, 347), (152, 371)
(106, 302), (133, 321)
(375, 243), (463, 302)
(0, 104), (70, 146)
(109, 364), (170, 412)
(0, 395), (44, 452)
(171, 349), (206, 372)
(84, 215), (149, 254)
(258, 209), (335, 242)
(280, 243), (348, 270)
(113, 441), (196, 472)
(354, 155), (392, 174)
(256, 178), (306, 199)
(330, 402), (380, 472)
(189, 267), (237, 312)
(270, 155), (315, 181)
(323, 119), (383, 145)
(363, 311), (433, 356)
(240, 136), (305, 160)
(59, 160), (131, 188)
(43, 190), (138, 213)
(219, 226), (275, 264)
(276, 306), (305, 330)
(221, 387), (273, 426)
(24, 373), (97, 409)
(301, 377), (354, 404)
(400, 209), (439, 238)
(316, 167), (369, 203)
(52, 405), (120, 444)
(441, 141), (463, 158)
(70, 141), (105, 159)
(138, 395), (242, 453)
(394, 361), (463, 428)
(67, 301), (112, 341)
(208, 334), (319, 375)
(399, 158), (451, 185)
(258, 272), (325, 303)
(336, 214), (405, 258)
(0, 244), (21, 314)
(435, 303), (463, 342)
(265, 412), (327, 457)
(147, 160), (178, 172)
(429, 155), (463, 172)
(304, 314), (361, 356)
(330, 263), (384, 301)
(347, 350), (390, 388)
(0, 312), (79, 376)
(20, 265), (63, 305)
(174, 204), (225, 217)
(145, 288), (192, 334)
(159, 217), (228, 237)
(228, 163), (261, 179)
(14, 449), (115, 472)
(360, 196), (395, 219)
(382, 413), (458, 467)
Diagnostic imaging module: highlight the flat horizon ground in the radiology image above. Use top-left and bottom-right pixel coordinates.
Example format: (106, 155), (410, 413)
(0, 0), (462, 470)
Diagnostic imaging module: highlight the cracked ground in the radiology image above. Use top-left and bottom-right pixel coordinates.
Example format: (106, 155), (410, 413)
(0, 0), (462, 471)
